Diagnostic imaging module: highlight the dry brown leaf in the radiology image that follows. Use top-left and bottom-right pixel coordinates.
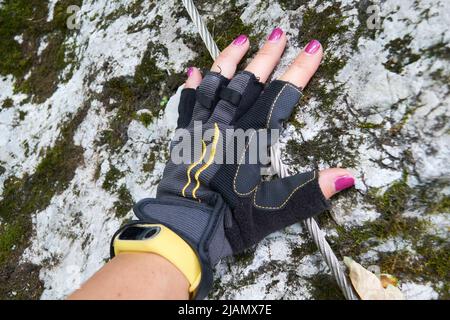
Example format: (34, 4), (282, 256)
(380, 273), (399, 288)
(344, 257), (404, 300)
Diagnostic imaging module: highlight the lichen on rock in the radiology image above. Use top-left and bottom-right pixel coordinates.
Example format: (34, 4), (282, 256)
(0, 0), (448, 300)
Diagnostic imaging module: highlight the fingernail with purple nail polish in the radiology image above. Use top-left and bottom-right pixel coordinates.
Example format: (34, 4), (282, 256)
(268, 27), (283, 42)
(335, 175), (355, 192)
(305, 39), (321, 54)
(232, 34), (248, 46)
(187, 67), (194, 77)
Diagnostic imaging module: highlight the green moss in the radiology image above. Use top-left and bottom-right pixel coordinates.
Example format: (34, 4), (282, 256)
(415, 236), (450, 298)
(142, 151), (156, 173)
(388, 100), (418, 136)
(0, 0), (82, 103)
(127, 13), (161, 34)
(276, 0), (308, 11)
(330, 219), (447, 295)
(101, 168), (133, 218)
(102, 165), (124, 192)
(430, 68), (450, 84)
(100, 0), (151, 29)
(2, 98), (14, 109)
(302, 56), (346, 112)
(234, 248), (256, 267)
(210, 260), (283, 299)
(93, 162), (102, 181)
(377, 235), (450, 299)
(289, 117), (306, 130)
(0, 106), (87, 299)
(142, 139), (171, 174)
(298, 5), (349, 51)
(98, 42), (183, 151)
(308, 273), (345, 300)
(159, 96), (169, 107)
(369, 175), (410, 217)
(423, 41), (450, 61)
(114, 185), (133, 218)
(0, 0), (46, 78)
(328, 173), (450, 298)
(18, 110), (27, 121)
(180, 1), (262, 71)
(286, 125), (360, 168)
(358, 174), (429, 240)
(333, 216), (426, 257)
(293, 4), (350, 110)
(0, 220), (25, 265)
(209, 14), (256, 53)
(290, 239), (317, 260)
(329, 174), (426, 257)
(358, 122), (383, 129)
(427, 196), (450, 214)
(378, 250), (414, 276)
(430, 68), (450, 86)
(285, 3), (362, 170)
(383, 35), (421, 74)
(137, 112), (153, 127)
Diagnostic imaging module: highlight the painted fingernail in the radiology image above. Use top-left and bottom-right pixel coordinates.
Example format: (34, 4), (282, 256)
(268, 27), (283, 42)
(305, 39), (321, 54)
(335, 175), (355, 192)
(187, 67), (194, 77)
(232, 34), (248, 46)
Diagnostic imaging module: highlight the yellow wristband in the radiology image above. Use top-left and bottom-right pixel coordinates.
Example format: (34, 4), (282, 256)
(113, 224), (202, 295)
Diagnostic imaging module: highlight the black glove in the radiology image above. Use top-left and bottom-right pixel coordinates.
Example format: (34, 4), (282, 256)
(120, 70), (330, 299)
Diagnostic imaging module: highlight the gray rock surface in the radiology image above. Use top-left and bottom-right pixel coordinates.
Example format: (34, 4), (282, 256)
(0, 0), (448, 299)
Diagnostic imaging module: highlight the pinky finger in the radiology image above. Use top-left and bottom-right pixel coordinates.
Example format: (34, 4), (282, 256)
(185, 67), (202, 89)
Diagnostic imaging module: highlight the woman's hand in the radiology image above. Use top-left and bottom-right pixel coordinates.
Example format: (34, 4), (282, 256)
(105, 27), (358, 300)
(71, 28), (357, 301)
(185, 28), (355, 199)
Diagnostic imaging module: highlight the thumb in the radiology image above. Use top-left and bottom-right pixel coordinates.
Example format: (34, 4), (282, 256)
(318, 168), (355, 199)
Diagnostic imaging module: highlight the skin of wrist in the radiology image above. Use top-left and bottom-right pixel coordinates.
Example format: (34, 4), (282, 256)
(69, 252), (189, 300)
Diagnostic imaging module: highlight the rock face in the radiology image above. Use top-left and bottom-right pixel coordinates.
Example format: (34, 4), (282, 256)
(0, 0), (448, 300)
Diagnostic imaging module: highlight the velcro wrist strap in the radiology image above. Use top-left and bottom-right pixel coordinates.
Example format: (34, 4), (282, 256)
(196, 90), (216, 109)
(130, 197), (231, 300)
(219, 87), (242, 105)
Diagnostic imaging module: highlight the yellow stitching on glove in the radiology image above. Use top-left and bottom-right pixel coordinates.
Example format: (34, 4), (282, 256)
(192, 123), (220, 199)
(182, 140), (206, 197)
(253, 171), (316, 209)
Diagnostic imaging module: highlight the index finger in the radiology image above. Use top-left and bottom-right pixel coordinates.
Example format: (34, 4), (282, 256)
(211, 34), (250, 79)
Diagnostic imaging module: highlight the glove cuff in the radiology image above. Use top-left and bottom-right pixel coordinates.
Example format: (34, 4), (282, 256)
(133, 196), (232, 299)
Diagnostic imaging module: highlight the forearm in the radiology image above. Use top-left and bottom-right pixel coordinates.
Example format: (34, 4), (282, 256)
(68, 253), (189, 300)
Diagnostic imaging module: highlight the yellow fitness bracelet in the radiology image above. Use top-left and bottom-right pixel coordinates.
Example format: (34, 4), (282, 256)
(112, 223), (202, 296)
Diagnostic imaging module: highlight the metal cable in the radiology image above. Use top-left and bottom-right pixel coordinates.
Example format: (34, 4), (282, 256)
(181, 0), (358, 300)
(181, 0), (220, 60)
(270, 143), (358, 300)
